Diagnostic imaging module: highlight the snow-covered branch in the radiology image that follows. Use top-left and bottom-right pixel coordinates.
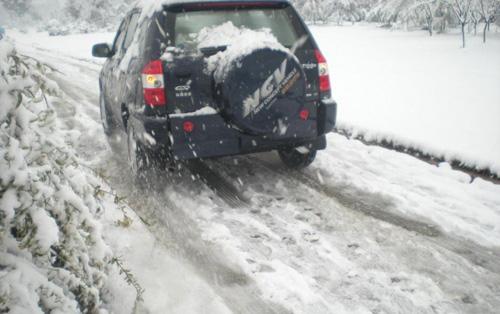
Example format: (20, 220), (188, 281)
(0, 41), (141, 313)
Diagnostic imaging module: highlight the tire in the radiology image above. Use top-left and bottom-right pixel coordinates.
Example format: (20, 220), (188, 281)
(100, 93), (125, 152)
(278, 147), (317, 170)
(100, 93), (115, 136)
(127, 125), (151, 181)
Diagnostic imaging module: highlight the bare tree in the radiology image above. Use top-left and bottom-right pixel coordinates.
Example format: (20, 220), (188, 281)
(65, 1), (84, 19)
(301, 0), (319, 24)
(478, 0), (499, 42)
(414, 0), (443, 36)
(422, 1), (436, 35)
(469, 2), (481, 35)
(447, 0), (473, 47)
(315, 0), (337, 24)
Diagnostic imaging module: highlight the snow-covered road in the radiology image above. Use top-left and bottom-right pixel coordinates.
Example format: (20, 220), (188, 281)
(12, 34), (500, 313)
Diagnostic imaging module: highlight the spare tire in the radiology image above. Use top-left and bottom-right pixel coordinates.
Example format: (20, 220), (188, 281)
(218, 48), (306, 135)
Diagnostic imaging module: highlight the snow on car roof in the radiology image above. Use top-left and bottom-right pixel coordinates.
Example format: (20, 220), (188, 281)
(135, 0), (290, 20)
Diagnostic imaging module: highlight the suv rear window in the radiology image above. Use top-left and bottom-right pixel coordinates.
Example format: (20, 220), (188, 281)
(174, 8), (302, 48)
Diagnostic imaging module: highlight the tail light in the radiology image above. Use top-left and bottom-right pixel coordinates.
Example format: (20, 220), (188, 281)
(142, 60), (166, 106)
(299, 109), (310, 120)
(183, 121), (195, 133)
(314, 49), (330, 93)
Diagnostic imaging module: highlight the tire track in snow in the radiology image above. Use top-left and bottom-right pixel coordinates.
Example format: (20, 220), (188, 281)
(32, 49), (291, 314)
(202, 154), (500, 312)
(246, 154), (500, 275)
(185, 159), (250, 208)
(99, 162), (291, 314)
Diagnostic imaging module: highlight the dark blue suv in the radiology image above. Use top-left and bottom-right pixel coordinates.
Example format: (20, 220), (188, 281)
(92, 0), (336, 177)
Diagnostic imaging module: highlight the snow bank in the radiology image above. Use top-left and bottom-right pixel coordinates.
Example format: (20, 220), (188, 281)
(314, 133), (500, 248)
(197, 22), (288, 83)
(311, 25), (500, 176)
(0, 41), (137, 313)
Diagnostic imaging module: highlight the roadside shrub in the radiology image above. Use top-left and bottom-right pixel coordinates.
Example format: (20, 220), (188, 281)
(0, 41), (112, 313)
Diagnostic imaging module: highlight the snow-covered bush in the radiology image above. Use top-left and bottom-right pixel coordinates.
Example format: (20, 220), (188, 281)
(45, 19), (70, 36)
(1, 0), (135, 34)
(0, 41), (113, 313)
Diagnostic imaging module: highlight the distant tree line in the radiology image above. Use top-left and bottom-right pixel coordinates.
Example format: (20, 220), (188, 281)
(1, 0), (499, 47)
(1, 0), (30, 15)
(64, 0), (135, 29)
(292, 0), (500, 47)
(0, 0), (134, 33)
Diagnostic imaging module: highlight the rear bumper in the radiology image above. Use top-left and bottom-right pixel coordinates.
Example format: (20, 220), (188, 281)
(130, 99), (337, 160)
(318, 98), (337, 134)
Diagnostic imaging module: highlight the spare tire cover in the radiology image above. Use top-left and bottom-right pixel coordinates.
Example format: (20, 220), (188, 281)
(220, 48), (306, 135)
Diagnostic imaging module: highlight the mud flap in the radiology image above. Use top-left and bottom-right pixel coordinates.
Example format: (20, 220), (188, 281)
(318, 99), (337, 135)
(313, 135), (327, 150)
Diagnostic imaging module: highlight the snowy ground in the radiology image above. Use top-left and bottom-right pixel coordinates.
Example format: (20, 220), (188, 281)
(9, 28), (500, 313)
(311, 25), (500, 176)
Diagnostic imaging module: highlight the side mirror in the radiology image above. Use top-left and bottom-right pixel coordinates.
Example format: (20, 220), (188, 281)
(92, 43), (113, 58)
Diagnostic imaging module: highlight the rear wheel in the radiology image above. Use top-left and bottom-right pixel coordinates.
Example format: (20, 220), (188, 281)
(278, 147), (317, 169)
(100, 93), (115, 136)
(127, 125), (151, 181)
(100, 93), (124, 152)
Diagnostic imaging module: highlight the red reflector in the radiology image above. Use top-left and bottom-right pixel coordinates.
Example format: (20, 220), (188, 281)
(299, 109), (310, 121)
(319, 76), (331, 92)
(144, 89), (166, 107)
(183, 121), (194, 133)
